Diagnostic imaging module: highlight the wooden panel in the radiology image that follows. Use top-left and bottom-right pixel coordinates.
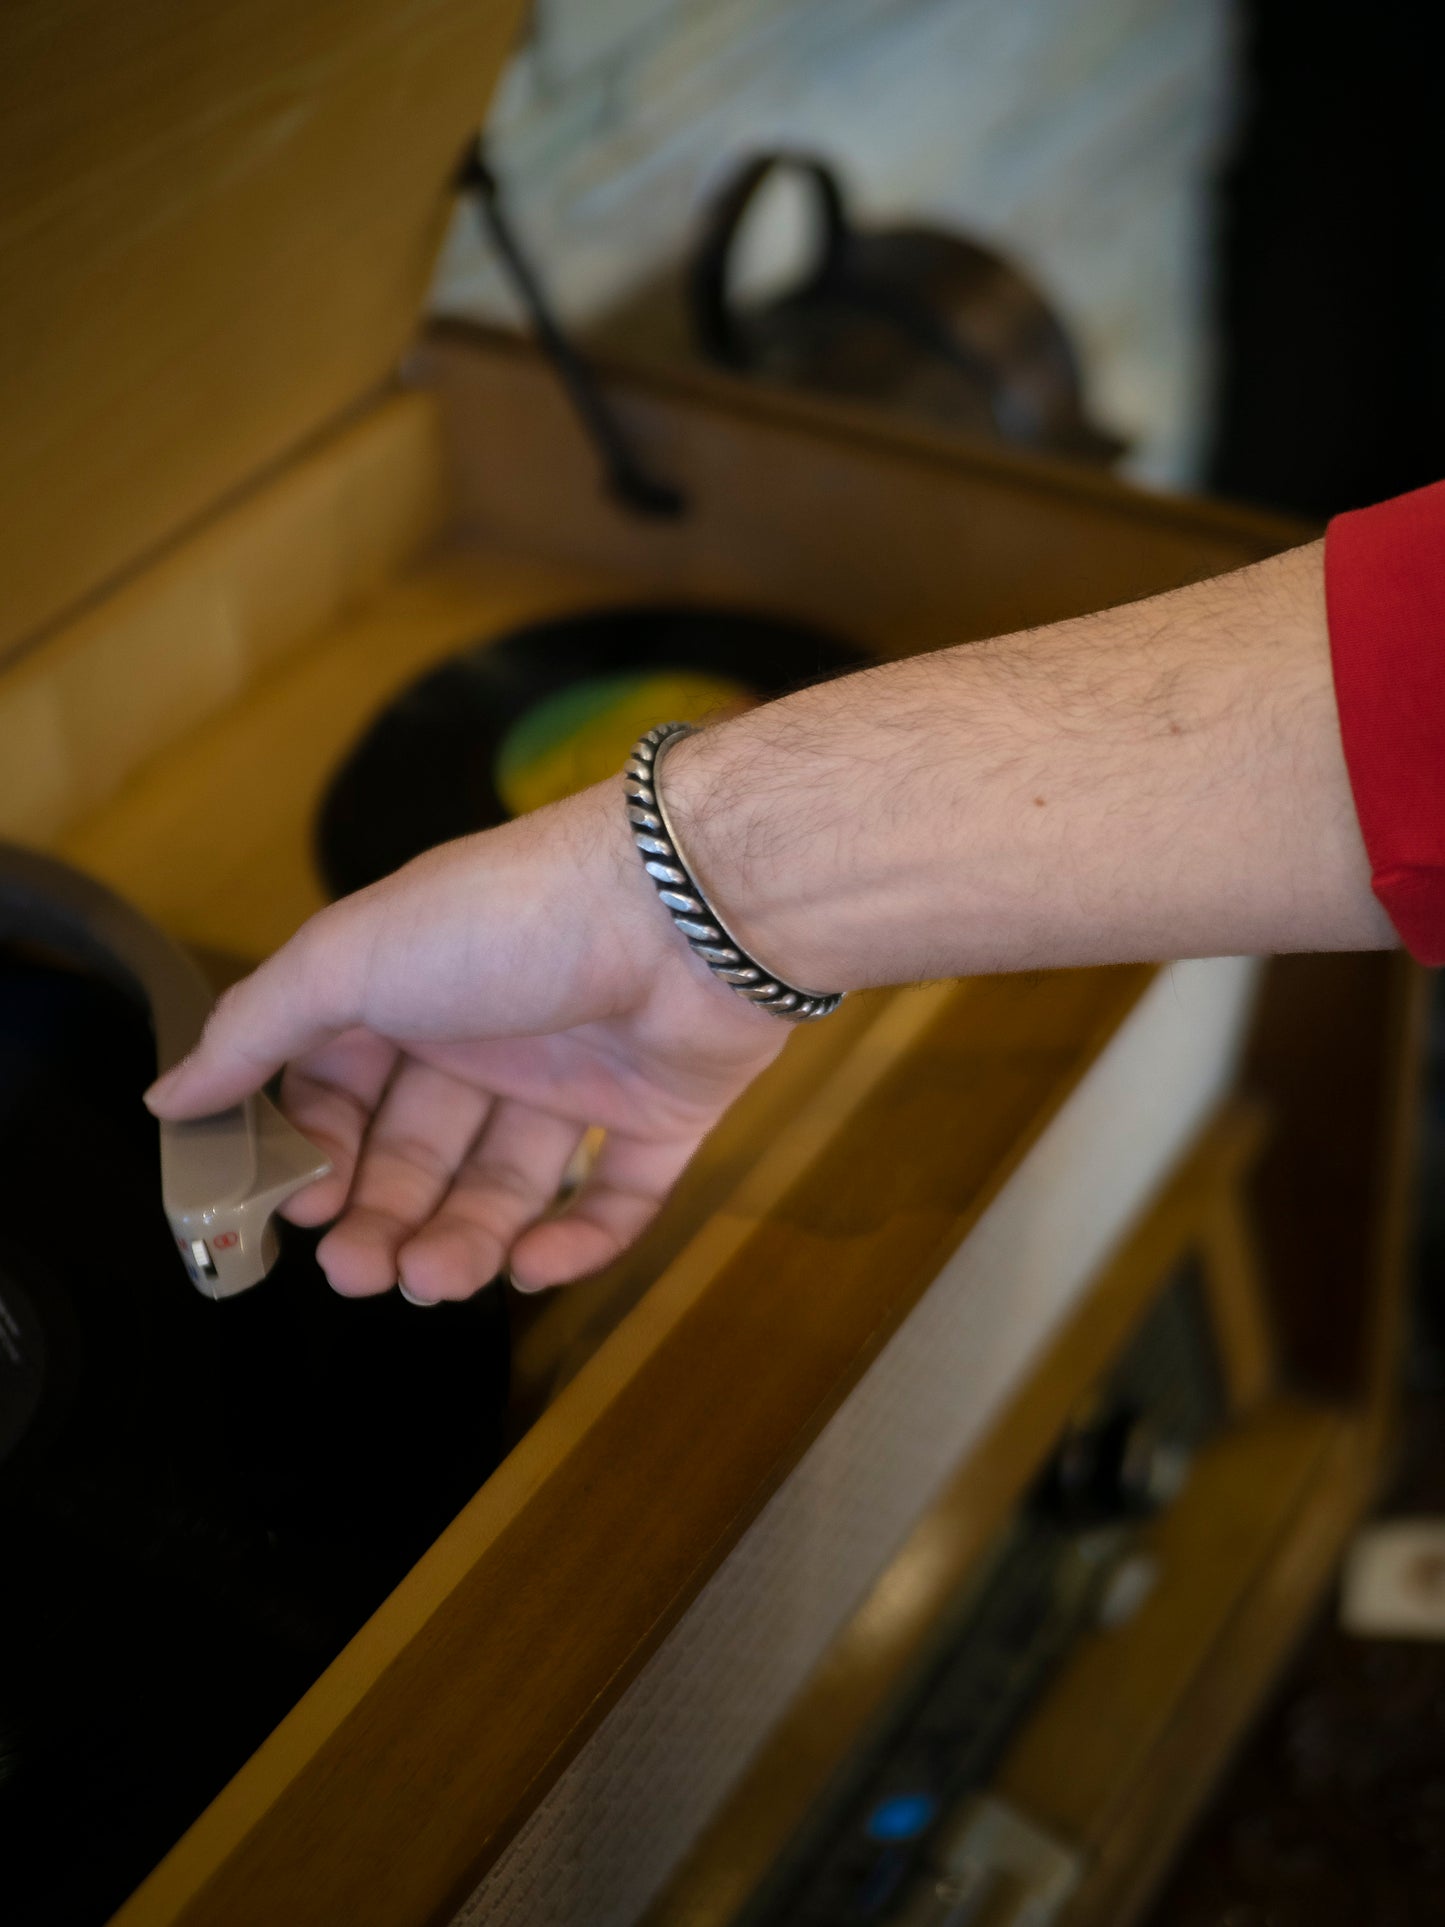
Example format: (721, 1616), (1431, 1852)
(59, 543), (643, 955)
(0, 0), (526, 660)
(1197, 1181), (1276, 1413)
(112, 965), (1150, 1927)
(0, 393), (446, 847)
(37, 332), (1312, 1437)
(36, 321), (1309, 922)
(416, 325), (1312, 655)
(3, 330), (1327, 1925)
(506, 984), (897, 1427)
(1244, 950), (1424, 1412)
(646, 1103), (1271, 1927)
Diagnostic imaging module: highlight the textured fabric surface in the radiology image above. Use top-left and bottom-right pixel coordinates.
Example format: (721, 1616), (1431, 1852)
(1326, 478), (1445, 963)
(456, 956), (1262, 1927)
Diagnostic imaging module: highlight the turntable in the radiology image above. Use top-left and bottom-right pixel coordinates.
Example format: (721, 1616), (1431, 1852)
(0, 873), (508, 1927)
(0, 4), (1419, 1925)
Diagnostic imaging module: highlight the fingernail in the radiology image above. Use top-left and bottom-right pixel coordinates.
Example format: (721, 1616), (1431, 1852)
(142, 1079), (173, 1114)
(397, 1281), (438, 1308)
(144, 1059), (188, 1110)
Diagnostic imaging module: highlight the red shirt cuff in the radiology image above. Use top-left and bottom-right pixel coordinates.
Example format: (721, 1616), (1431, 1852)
(1325, 477), (1445, 964)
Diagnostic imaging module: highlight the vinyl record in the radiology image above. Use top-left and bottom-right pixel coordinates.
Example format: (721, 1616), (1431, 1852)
(0, 954), (509, 1927)
(316, 603), (867, 899)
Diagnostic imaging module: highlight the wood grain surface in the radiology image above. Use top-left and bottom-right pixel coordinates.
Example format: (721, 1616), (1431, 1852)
(1245, 950), (1424, 1419)
(646, 1102), (1273, 1927)
(113, 966), (1151, 1927)
(0, 326), (1328, 1925)
(0, 393), (446, 848)
(60, 545), (642, 956)
(419, 323), (1307, 657)
(0, 0), (525, 661)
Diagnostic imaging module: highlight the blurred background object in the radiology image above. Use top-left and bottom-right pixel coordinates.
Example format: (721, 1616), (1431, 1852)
(1209, 0), (1445, 519)
(435, 0), (1445, 516)
(431, 0), (1236, 489)
(616, 147), (1127, 464)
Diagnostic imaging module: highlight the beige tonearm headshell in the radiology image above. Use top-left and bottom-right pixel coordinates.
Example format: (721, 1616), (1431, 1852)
(0, 844), (330, 1298)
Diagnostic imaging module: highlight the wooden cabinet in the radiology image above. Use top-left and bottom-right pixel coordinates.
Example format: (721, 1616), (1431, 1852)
(0, 7), (1419, 1924)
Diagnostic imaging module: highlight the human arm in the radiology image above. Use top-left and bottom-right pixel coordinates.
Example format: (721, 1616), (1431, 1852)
(661, 537), (1390, 989)
(145, 537), (1393, 1303)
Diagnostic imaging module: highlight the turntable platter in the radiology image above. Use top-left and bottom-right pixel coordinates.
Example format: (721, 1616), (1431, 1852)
(0, 956), (509, 1927)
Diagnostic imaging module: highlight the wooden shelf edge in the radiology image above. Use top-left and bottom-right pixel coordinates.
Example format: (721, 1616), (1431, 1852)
(646, 1101), (1271, 1927)
(419, 321), (1315, 553)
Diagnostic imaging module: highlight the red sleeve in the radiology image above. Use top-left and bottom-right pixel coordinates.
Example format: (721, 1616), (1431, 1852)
(1325, 477), (1445, 964)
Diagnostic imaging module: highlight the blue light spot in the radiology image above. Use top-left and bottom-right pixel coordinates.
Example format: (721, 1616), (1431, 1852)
(864, 1792), (938, 1842)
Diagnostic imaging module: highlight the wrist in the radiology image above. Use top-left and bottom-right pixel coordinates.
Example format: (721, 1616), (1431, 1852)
(566, 776), (783, 1025)
(655, 707), (879, 992)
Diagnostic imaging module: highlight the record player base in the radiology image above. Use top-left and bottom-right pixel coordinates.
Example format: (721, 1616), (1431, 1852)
(0, 328), (1410, 1927)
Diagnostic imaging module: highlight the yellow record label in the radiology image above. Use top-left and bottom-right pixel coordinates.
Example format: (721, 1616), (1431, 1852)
(494, 670), (753, 817)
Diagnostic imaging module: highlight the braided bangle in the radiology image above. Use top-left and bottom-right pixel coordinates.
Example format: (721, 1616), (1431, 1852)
(623, 722), (845, 1022)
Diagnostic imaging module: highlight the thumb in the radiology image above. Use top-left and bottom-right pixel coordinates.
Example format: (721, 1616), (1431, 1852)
(145, 921), (357, 1118)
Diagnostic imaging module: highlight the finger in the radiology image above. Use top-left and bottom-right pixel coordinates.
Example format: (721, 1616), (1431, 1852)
(397, 1100), (584, 1304)
(316, 1060), (493, 1299)
(274, 1029), (399, 1226)
(145, 910), (360, 1118)
(509, 1128), (703, 1293)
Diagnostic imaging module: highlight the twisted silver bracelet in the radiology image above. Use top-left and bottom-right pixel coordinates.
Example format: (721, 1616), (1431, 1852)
(623, 722), (845, 1022)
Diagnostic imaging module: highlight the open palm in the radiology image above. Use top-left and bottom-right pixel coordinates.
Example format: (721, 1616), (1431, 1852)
(146, 786), (787, 1301)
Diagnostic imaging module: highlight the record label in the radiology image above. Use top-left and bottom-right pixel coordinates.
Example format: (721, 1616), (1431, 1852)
(316, 603), (867, 900)
(494, 669), (752, 816)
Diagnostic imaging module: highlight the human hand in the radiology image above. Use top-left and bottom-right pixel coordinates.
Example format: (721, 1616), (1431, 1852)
(145, 783), (788, 1302)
